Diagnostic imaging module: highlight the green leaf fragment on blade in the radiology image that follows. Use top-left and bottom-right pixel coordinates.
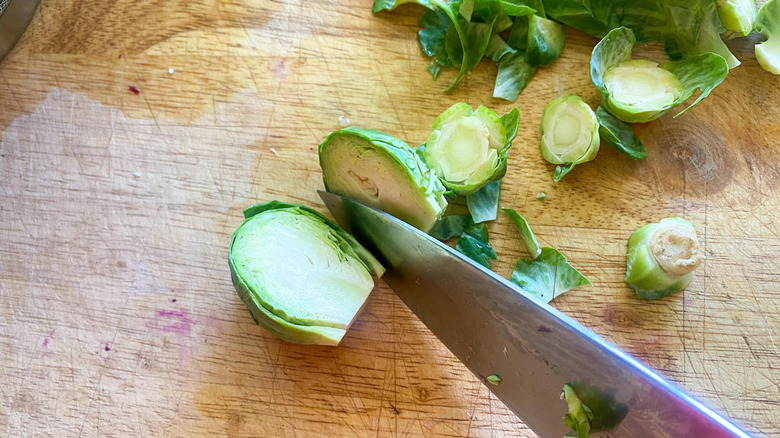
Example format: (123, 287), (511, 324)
(502, 208), (541, 259)
(429, 214), (471, 240)
(562, 382), (629, 436)
(510, 247), (591, 303)
(486, 374), (502, 385)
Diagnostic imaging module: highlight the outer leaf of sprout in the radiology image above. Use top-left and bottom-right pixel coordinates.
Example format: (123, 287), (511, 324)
(595, 106), (647, 160)
(716, 0), (757, 39)
(526, 14), (566, 66)
(502, 208), (541, 258)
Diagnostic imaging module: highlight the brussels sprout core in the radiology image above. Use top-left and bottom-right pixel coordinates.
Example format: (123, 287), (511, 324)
(540, 95), (599, 170)
(650, 223), (703, 277)
(603, 60), (683, 122)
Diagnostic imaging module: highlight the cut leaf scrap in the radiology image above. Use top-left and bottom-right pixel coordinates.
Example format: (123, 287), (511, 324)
(511, 247), (591, 303)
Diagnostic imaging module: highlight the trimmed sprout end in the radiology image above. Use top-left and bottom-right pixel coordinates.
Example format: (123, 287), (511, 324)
(626, 218), (703, 300)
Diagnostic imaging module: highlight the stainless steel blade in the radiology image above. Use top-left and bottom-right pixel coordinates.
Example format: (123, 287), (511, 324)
(319, 190), (751, 438)
(0, 0), (40, 64)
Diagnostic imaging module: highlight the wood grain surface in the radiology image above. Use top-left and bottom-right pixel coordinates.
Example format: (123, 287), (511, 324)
(1, 1), (779, 437)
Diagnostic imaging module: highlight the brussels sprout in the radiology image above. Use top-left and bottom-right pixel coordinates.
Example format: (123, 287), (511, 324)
(540, 95), (600, 182)
(755, 0), (780, 75)
(717, 0), (757, 39)
(421, 103), (519, 195)
(319, 127), (448, 233)
(229, 201), (384, 345)
(591, 27), (729, 123)
(625, 217), (703, 300)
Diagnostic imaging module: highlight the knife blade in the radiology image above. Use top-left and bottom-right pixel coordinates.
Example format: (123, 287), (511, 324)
(318, 190), (751, 438)
(0, 0), (40, 64)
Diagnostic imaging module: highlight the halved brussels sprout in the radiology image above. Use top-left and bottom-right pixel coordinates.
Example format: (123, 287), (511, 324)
(421, 103), (519, 195)
(755, 0), (780, 75)
(591, 27), (729, 123)
(319, 127), (448, 233)
(717, 0), (757, 39)
(625, 217), (703, 300)
(540, 95), (599, 181)
(229, 201), (384, 345)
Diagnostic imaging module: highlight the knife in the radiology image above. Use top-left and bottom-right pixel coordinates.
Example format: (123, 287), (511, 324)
(318, 190), (751, 438)
(0, 0), (40, 64)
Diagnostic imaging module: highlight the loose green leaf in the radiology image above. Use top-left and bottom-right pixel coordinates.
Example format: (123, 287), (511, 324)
(510, 247), (591, 303)
(755, 0), (780, 74)
(493, 51), (536, 100)
(563, 384), (592, 438)
(486, 374), (502, 385)
(595, 106), (647, 160)
(430, 215), (471, 240)
(546, 0), (740, 68)
(467, 180), (501, 223)
(456, 221), (498, 268)
(427, 64), (442, 79)
(502, 208), (541, 258)
(485, 33), (517, 62)
(419, 7), (453, 68)
(373, 0), (433, 13)
(526, 14), (566, 66)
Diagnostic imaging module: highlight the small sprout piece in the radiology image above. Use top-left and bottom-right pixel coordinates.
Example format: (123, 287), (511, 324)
(526, 14), (565, 67)
(625, 218), (703, 300)
(319, 127), (448, 233)
(536, 192), (546, 201)
(540, 95), (599, 182)
(755, 0), (780, 75)
(717, 0), (757, 39)
(591, 27), (729, 123)
(562, 383), (628, 438)
(486, 374), (502, 386)
(229, 201), (384, 346)
(422, 103), (519, 195)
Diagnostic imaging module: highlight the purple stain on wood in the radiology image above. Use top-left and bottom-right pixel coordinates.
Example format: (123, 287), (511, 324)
(152, 310), (191, 336)
(104, 343), (111, 351)
(118, 54), (122, 59)
(129, 85), (140, 94)
(271, 59), (287, 81)
(171, 299), (177, 303)
(42, 338), (50, 348)
(538, 325), (552, 333)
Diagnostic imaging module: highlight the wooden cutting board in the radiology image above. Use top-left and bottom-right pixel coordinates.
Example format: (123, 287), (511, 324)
(1, 1), (778, 436)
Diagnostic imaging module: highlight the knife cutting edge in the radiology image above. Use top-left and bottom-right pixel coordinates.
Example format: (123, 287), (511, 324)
(318, 190), (752, 438)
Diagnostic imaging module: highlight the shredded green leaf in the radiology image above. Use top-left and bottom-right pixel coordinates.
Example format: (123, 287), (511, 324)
(510, 247), (591, 303)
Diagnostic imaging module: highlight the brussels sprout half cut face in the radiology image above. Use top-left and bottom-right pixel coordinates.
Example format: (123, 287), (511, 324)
(422, 103), (519, 195)
(755, 0), (780, 75)
(319, 127), (448, 233)
(602, 60), (683, 123)
(540, 95), (599, 180)
(591, 27), (728, 123)
(229, 201), (384, 345)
